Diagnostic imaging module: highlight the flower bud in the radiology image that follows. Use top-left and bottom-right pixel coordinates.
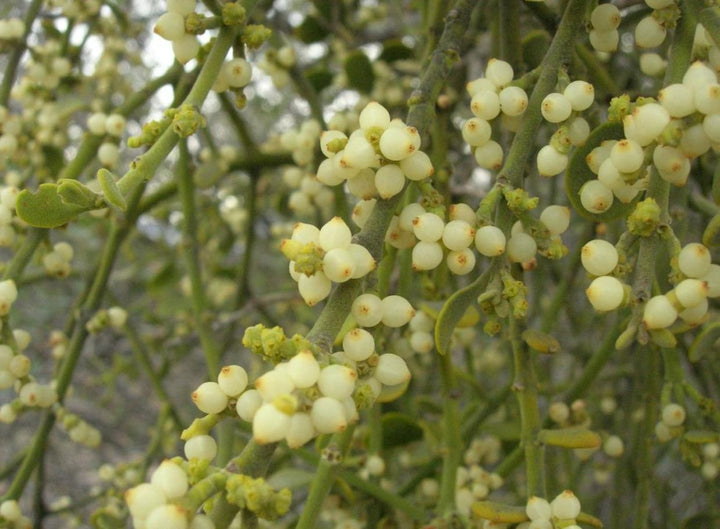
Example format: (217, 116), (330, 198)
(643, 295), (678, 329)
(311, 397), (347, 434)
(342, 328), (375, 361)
(475, 225), (506, 256)
(678, 243), (712, 278)
(586, 276), (625, 312)
(236, 389), (262, 422)
(218, 365), (249, 397)
(352, 293), (383, 327)
(581, 239), (618, 276)
(526, 496), (552, 521)
(151, 460), (188, 499)
(286, 412), (315, 448)
(192, 382), (229, 414)
(662, 403), (686, 427)
(374, 353), (411, 386)
(550, 490), (581, 520)
(184, 435), (217, 461)
(253, 402), (291, 443)
(381, 296), (415, 327)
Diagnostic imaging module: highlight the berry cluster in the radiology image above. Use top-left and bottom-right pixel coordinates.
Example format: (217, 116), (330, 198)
(0, 18), (25, 41)
(464, 58), (529, 170)
(537, 80), (594, 177)
(86, 111), (127, 168)
(522, 491), (583, 529)
(453, 463), (505, 517)
(635, 0), (676, 50)
(317, 101), (433, 197)
(257, 45), (295, 89)
(582, 60), (720, 214)
(154, 0), (201, 65)
(125, 460), (203, 529)
(588, 3), (621, 53)
(281, 217), (376, 306)
(42, 241), (74, 278)
(0, 499), (30, 529)
(232, 328), (411, 446)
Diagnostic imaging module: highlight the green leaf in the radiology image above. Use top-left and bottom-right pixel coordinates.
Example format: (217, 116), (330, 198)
(267, 468), (315, 490)
(57, 178), (101, 208)
(521, 30), (551, 70)
(472, 501), (527, 523)
(381, 412), (423, 449)
(434, 271), (491, 355)
(683, 430), (720, 444)
(16, 183), (97, 228)
(538, 427), (602, 449)
(344, 50), (375, 94)
(304, 65), (334, 93)
(688, 321), (720, 362)
(521, 328), (560, 354)
(482, 421), (521, 441)
(98, 169), (127, 210)
(379, 39), (414, 62)
(295, 16), (325, 43)
(682, 513), (720, 529)
(565, 121), (639, 221)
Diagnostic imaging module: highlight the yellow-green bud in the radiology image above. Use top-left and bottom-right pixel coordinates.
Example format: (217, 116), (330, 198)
(172, 104), (206, 138)
(222, 3), (247, 26)
(627, 197), (661, 236)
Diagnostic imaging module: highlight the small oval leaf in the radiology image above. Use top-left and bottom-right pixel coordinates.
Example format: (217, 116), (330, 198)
(566, 121), (638, 222)
(683, 430), (720, 444)
(381, 412), (423, 449)
(344, 50), (375, 94)
(16, 183), (96, 228)
(522, 328), (560, 354)
(98, 169), (127, 210)
(434, 270), (492, 355)
(471, 501), (527, 523)
(538, 427), (602, 449)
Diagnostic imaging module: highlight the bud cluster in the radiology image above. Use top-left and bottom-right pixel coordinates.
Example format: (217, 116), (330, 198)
(190, 331), (412, 448)
(154, 0), (201, 65)
(583, 60), (720, 215)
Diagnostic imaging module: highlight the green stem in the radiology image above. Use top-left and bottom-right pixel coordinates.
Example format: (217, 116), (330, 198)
(0, 0), (43, 105)
(633, 346), (659, 529)
(295, 427), (355, 529)
(177, 141), (233, 464)
(2, 228), (45, 281)
(498, 0), (522, 69)
(177, 141), (221, 377)
(294, 447), (426, 521)
(437, 348), (462, 514)
(123, 320), (184, 428)
(510, 316), (545, 498)
(497, 0), (586, 189)
(1, 186), (146, 501)
(116, 25), (240, 195)
(58, 64), (182, 182)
